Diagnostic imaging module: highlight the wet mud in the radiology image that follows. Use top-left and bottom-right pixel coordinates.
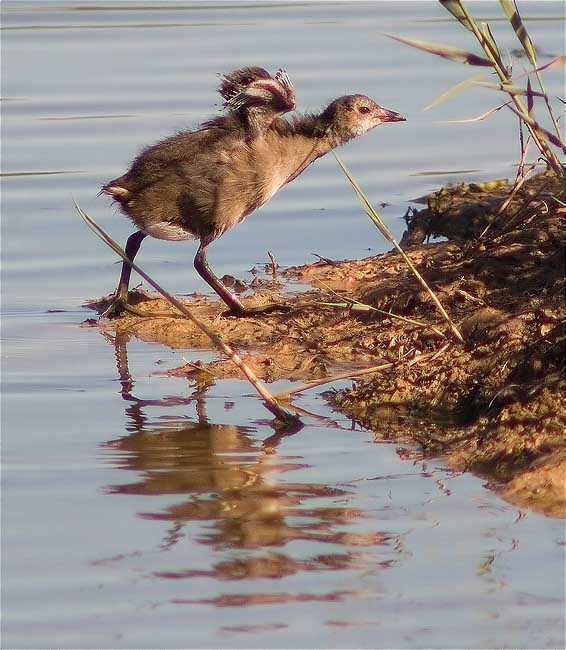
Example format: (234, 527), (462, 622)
(87, 170), (565, 518)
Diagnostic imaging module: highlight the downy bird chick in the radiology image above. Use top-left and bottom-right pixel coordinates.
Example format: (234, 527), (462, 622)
(102, 78), (404, 316)
(102, 67), (295, 316)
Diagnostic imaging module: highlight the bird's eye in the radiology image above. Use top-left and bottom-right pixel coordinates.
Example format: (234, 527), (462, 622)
(242, 77), (254, 85)
(358, 106), (371, 114)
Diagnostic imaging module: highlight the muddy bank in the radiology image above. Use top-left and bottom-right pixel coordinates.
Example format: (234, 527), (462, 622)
(87, 169), (565, 517)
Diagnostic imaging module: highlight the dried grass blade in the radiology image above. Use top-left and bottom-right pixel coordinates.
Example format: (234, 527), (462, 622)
(384, 33), (492, 67)
(440, 101), (512, 123)
(333, 154), (464, 343)
(74, 200), (301, 427)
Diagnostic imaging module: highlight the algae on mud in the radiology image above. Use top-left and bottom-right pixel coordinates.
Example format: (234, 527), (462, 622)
(87, 169), (566, 518)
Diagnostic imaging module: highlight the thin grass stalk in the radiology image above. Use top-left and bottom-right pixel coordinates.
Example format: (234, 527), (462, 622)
(273, 345), (450, 400)
(316, 280), (446, 337)
(504, 106), (565, 150)
(74, 201), (301, 427)
(532, 67), (563, 143)
(516, 122), (532, 181)
(333, 154), (464, 343)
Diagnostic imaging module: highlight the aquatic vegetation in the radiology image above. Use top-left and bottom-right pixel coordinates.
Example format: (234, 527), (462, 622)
(386, 0), (565, 176)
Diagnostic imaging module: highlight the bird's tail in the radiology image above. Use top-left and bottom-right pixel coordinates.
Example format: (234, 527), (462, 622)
(98, 181), (131, 203)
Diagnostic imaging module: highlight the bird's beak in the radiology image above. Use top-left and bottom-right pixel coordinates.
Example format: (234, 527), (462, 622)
(379, 107), (406, 123)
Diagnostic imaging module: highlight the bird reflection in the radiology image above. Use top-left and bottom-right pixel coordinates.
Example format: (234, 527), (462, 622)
(99, 331), (401, 589)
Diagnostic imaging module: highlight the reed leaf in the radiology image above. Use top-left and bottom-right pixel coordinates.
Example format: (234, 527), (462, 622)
(333, 154), (464, 343)
(474, 81), (545, 97)
(481, 22), (501, 61)
(439, 1), (502, 69)
(74, 200), (301, 427)
(384, 34), (492, 67)
(530, 55), (566, 74)
(439, 0), (474, 32)
(500, 0), (537, 66)
(424, 74), (485, 110)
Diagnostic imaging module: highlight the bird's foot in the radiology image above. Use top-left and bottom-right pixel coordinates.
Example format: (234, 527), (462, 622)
(100, 294), (132, 318)
(102, 297), (186, 320)
(99, 290), (153, 319)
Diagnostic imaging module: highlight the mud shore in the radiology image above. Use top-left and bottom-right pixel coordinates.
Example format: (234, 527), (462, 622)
(87, 169), (565, 518)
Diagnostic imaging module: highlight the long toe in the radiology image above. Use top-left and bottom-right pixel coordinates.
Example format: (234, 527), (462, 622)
(223, 302), (292, 317)
(100, 295), (128, 318)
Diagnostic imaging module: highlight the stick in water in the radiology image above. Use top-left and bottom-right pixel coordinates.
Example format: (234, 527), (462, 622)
(74, 200), (301, 428)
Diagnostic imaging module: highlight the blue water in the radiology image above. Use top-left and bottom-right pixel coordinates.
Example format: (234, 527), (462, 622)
(2, 1), (564, 648)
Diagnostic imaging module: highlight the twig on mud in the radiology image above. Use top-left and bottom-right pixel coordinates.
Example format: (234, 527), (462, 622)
(333, 153), (464, 343)
(312, 253), (341, 266)
(454, 289), (485, 305)
(273, 344), (450, 400)
(75, 200), (301, 428)
(479, 161), (538, 239)
(267, 250), (279, 277)
(493, 175), (557, 238)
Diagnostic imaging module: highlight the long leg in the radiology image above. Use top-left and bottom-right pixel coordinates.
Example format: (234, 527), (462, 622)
(194, 243), (246, 315)
(102, 230), (146, 317)
(116, 230), (147, 301)
(194, 243), (291, 316)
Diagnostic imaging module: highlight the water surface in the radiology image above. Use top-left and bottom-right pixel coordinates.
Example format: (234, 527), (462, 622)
(2, 1), (564, 648)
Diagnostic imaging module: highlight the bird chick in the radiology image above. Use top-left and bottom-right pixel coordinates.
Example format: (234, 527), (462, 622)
(102, 67), (296, 317)
(101, 80), (404, 317)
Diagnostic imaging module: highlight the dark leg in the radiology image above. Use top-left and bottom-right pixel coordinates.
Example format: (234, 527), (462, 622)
(194, 243), (291, 316)
(102, 230), (146, 317)
(116, 230), (147, 300)
(194, 243), (246, 315)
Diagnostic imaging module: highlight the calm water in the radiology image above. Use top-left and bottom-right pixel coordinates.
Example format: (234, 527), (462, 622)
(2, 1), (565, 648)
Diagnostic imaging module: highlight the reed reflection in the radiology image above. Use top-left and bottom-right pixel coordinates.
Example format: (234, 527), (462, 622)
(100, 332), (401, 588)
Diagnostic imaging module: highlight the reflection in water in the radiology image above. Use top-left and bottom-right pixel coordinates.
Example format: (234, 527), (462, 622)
(99, 332), (401, 600)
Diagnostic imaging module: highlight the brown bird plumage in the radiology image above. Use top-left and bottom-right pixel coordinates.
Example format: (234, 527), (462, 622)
(101, 68), (404, 316)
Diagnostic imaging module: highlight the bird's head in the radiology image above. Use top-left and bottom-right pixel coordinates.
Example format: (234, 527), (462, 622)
(321, 94), (405, 142)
